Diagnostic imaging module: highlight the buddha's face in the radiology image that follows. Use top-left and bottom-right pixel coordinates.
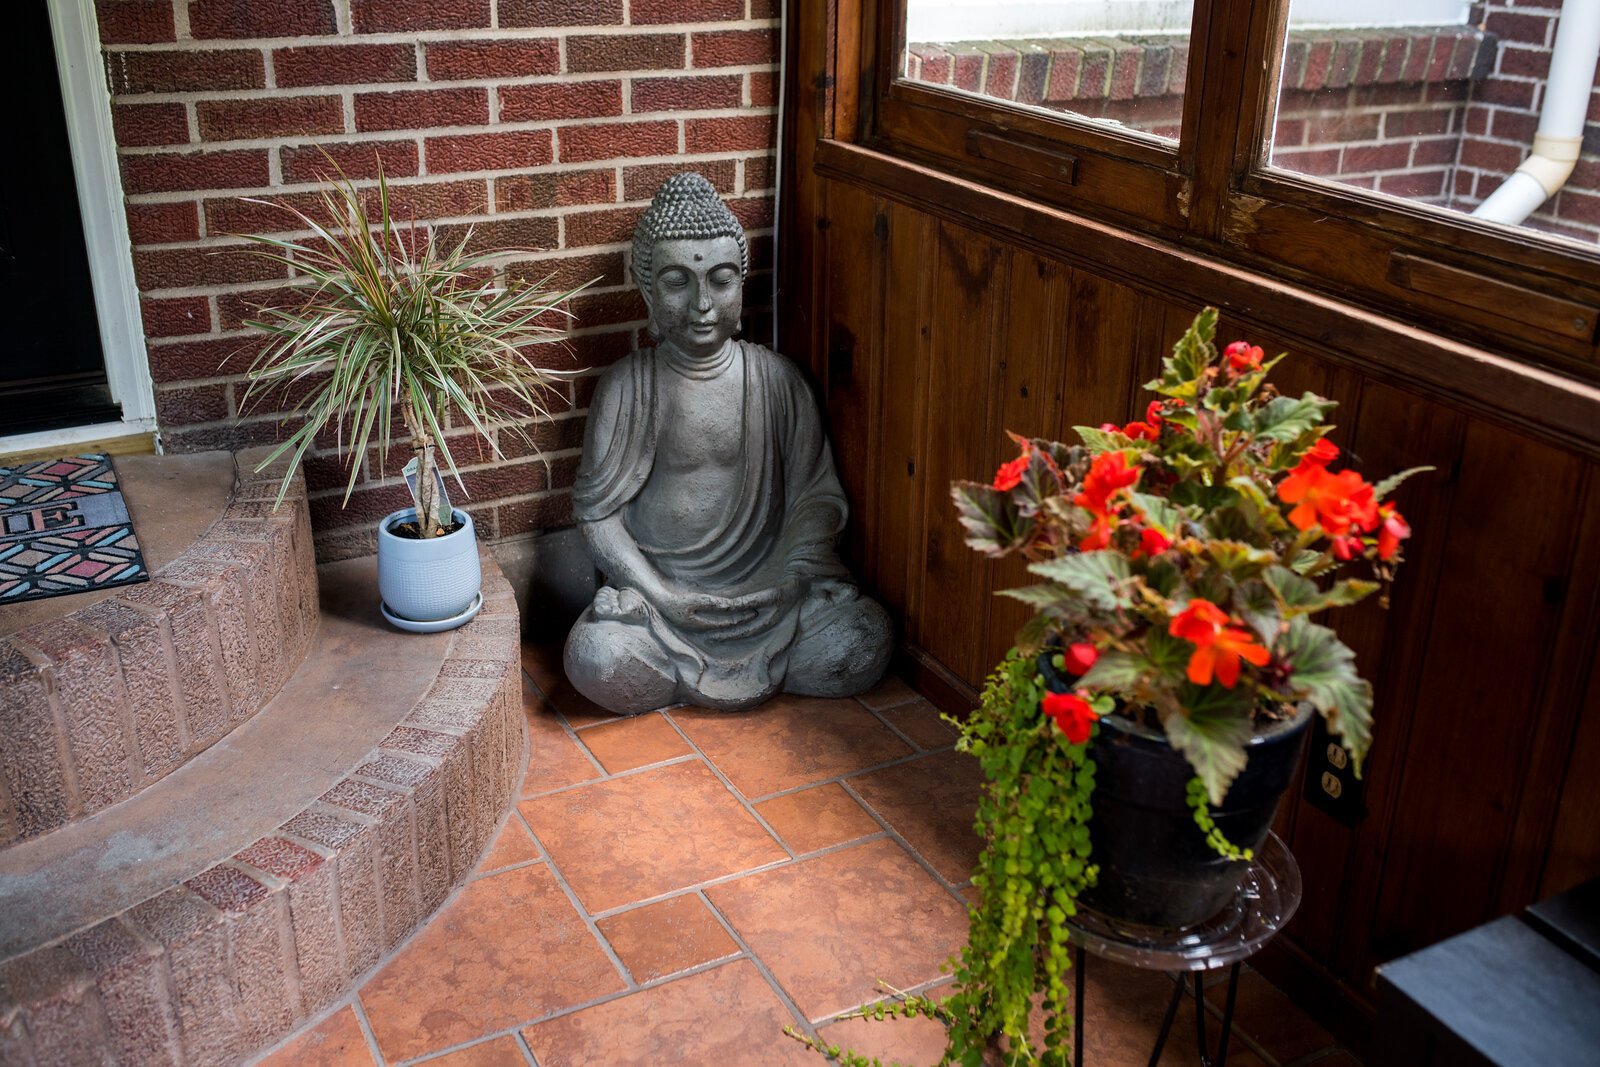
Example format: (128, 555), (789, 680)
(643, 236), (743, 359)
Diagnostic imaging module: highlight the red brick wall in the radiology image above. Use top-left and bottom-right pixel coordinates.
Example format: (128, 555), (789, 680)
(96, 0), (779, 559)
(1452, 1), (1600, 243)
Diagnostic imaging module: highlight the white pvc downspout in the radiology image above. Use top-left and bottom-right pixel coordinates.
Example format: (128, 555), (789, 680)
(1472, 0), (1600, 225)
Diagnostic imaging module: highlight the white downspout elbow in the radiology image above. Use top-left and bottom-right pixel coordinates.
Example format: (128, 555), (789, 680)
(1472, 0), (1600, 226)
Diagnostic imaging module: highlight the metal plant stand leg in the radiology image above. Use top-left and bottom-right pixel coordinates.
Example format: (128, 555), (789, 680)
(1145, 972), (1187, 1066)
(1189, 963), (1243, 1066)
(1060, 834), (1302, 1067)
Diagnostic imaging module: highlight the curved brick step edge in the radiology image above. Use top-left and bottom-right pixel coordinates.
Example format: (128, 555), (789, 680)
(0, 449), (318, 851)
(0, 555), (524, 1067)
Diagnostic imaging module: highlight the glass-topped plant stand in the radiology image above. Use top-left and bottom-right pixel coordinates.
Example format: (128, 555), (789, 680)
(1067, 832), (1302, 1067)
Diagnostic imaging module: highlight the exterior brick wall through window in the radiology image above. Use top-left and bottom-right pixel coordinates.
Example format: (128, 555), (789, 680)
(95, 0), (780, 560)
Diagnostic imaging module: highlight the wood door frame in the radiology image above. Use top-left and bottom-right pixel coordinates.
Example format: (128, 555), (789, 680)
(4, 0), (157, 455)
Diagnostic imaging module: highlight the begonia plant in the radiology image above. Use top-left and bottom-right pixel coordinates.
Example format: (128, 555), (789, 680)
(951, 306), (1425, 806)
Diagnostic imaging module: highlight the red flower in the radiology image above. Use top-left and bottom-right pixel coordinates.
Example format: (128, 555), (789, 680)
(1169, 598), (1270, 688)
(1296, 438), (1340, 470)
(1062, 642), (1099, 675)
(1330, 535), (1363, 561)
(1043, 691), (1099, 744)
(1185, 628), (1272, 688)
(1075, 452), (1141, 514)
(1278, 465), (1378, 536)
(993, 453), (1029, 492)
(1146, 399), (1165, 427)
(1377, 503), (1411, 560)
(1079, 510), (1115, 551)
(1169, 599), (1229, 646)
(1122, 420), (1159, 442)
(1224, 341), (1264, 374)
(1140, 527), (1172, 556)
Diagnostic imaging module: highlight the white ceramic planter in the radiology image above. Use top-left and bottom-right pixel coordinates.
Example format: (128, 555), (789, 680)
(377, 507), (482, 628)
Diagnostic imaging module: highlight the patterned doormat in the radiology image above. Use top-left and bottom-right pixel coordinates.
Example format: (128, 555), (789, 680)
(0, 453), (148, 605)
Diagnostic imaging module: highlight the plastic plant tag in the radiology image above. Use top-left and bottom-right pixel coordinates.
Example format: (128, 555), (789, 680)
(402, 458), (454, 528)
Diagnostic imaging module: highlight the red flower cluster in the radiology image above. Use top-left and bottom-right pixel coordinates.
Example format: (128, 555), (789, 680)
(1074, 452), (1141, 550)
(1169, 599), (1270, 688)
(1042, 690), (1099, 744)
(993, 441), (1031, 492)
(1277, 439), (1410, 560)
(1224, 341), (1264, 374)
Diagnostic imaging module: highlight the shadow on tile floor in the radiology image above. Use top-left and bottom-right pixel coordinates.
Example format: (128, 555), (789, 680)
(250, 643), (1360, 1067)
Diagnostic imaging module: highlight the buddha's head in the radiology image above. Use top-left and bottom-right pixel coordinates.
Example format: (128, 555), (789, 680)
(632, 173), (749, 358)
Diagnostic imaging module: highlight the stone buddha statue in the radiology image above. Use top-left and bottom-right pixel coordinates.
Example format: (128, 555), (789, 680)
(563, 173), (892, 713)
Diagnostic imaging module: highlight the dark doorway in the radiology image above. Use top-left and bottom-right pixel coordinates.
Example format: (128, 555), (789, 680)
(0, 3), (117, 436)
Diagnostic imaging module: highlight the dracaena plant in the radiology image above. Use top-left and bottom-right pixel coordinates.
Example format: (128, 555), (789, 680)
(238, 160), (589, 536)
(951, 306), (1428, 806)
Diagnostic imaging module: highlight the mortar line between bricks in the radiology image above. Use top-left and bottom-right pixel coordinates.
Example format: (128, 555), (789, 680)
(117, 112), (778, 152)
(104, 21), (780, 56)
(350, 996), (392, 1067)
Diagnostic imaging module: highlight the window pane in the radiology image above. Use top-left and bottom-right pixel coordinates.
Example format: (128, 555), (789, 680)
(903, 0), (1195, 142)
(1265, 0), (1600, 248)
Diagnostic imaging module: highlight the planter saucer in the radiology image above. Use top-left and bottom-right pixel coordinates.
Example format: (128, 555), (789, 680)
(380, 591), (483, 633)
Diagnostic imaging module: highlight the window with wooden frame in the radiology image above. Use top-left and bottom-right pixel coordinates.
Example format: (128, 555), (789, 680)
(853, 0), (1600, 379)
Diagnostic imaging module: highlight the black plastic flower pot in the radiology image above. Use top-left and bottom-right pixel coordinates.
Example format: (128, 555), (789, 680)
(1079, 702), (1312, 930)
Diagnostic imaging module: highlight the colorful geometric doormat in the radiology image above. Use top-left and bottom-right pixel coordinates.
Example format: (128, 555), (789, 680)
(0, 453), (148, 605)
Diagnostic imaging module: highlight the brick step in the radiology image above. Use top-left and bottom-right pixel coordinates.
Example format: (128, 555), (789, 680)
(0, 449), (318, 850)
(0, 552), (523, 1066)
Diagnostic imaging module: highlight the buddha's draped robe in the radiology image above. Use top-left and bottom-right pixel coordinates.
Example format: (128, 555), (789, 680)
(571, 341), (856, 706)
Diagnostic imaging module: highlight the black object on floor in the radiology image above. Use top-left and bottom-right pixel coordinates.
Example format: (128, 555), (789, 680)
(1375, 877), (1600, 1067)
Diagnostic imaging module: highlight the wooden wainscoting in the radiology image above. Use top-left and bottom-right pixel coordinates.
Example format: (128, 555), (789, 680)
(782, 145), (1600, 1045)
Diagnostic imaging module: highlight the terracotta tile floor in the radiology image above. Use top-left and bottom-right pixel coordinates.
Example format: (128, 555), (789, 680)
(252, 643), (1360, 1067)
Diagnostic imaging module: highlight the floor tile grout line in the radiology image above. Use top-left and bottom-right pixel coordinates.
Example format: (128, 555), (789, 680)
(656, 710), (803, 862)
(862, 702), (930, 754)
(517, 751), (700, 801)
(400, 953), (760, 1064)
(695, 888), (827, 1046)
(515, 820), (642, 991)
(578, 829), (915, 922)
(741, 743), (959, 805)
(512, 1028), (541, 1067)
(350, 993), (391, 1067)
(835, 777), (974, 908)
(809, 973), (958, 1027)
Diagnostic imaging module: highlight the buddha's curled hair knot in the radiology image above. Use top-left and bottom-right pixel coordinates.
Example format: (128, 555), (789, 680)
(631, 172), (749, 289)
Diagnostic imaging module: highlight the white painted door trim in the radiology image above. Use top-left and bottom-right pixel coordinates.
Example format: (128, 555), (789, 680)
(19, 0), (159, 448)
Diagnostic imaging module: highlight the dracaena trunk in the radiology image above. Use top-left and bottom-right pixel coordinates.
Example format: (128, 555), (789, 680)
(403, 407), (445, 538)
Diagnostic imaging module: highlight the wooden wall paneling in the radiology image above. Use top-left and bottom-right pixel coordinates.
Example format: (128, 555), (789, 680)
(915, 220), (1006, 686)
(1492, 466), (1600, 915)
(812, 142), (1600, 461)
(820, 182), (887, 580)
(872, 198), (938, 646)
(979, 247), (1071, 670)
(1356, 420), (1586, 978)
(1541, 555), (1600, 897)
(1306, 381), (1465, 989)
